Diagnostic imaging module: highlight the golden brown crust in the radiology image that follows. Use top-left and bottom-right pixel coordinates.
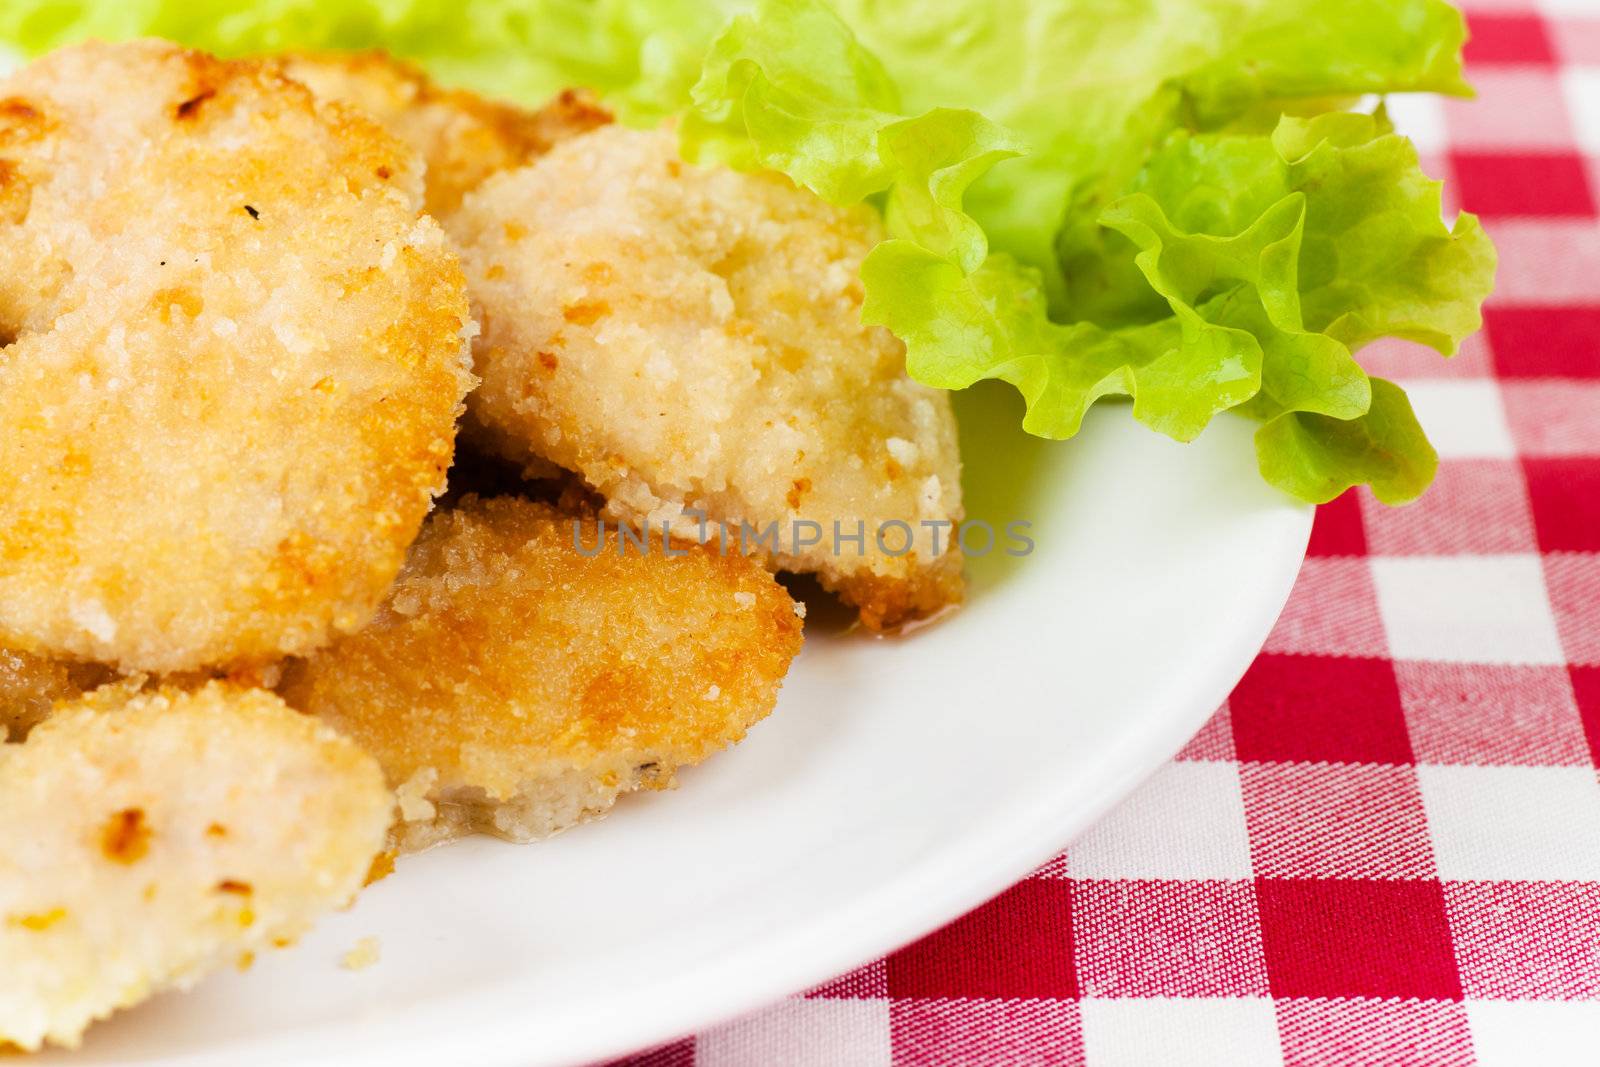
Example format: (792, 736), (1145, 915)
(277, 51), (611, 215)
(0, 646), (111, 741)
(828, 551), (966, 633)
(0, 681), (391, 1050)
(278, 495), (803, 849)
(0, 40), (475, 673)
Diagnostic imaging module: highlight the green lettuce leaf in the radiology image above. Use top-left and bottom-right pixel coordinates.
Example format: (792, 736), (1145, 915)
(1088, 110), (1492, 501)
(0, 0), (1495, 504)
(834, 0), (1471, 287)
(0, 0), (735, 121)
(1256, 378), (1440, 506)
(666, 0), (1491, 504)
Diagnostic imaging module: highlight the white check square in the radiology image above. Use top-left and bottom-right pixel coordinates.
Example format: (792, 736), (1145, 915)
(1080, 998), (1283, 1067)
(1402, 381), (1516, 460)
(1069, 761), (1252, 880)
(697, 998), (891, 1067)
(1538, 0), (1600, 17)
(1562, 67), (1600, 155)
(1419, 765), (1600, 880)
(1467, 1001), (1600, 1067)
(1385, 92), (1448, 152)
(1371, 555), (1565, 665)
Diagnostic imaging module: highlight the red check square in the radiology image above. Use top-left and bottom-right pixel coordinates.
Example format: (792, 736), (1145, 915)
(1524, 458), (1600, 551)
(1485, 306), (1600, 379)
(1241, 763), (1436, 879)
(1261, 560), (1389, 659)
(1359, 459), (1536, 555)
(1453, 153), (1595, 217)
(1230, 654), (1413, 765)
(1071, 879), (1268, 998)
(1398, 660), (1589, 767)
(1257, 879), (1462, 999)
(1275, 998), (1473, 1067)
(886, 879), (1077, 999)
(891, 999), (1084, 1067)
(1465, 14), (1554, 64)
(1307, 493), (1367, 557)
(1446, 881), (1600, 998)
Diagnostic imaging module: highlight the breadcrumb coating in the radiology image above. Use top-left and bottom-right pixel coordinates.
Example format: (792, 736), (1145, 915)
(0, 682), (390, 1051)
(278, 496), (802, 852)
(448, 125), (964, 629)
(0, 41), (475, 672)
(0, 646), (110, 741)
(277, 51), (610, 216)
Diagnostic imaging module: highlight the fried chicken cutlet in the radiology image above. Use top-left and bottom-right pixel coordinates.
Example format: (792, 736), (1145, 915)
(278, 496), (802, 853)
(447, 125), (965, 630)
(0, 682), (390, 1050)
(277, 51), (610, 216)
(0, 41), (474, 673)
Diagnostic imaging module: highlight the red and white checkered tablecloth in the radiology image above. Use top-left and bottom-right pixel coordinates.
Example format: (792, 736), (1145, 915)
(613, 3), (1600, 1064)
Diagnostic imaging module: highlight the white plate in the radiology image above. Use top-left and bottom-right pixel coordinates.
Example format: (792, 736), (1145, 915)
(39, 385), (1310, 1067)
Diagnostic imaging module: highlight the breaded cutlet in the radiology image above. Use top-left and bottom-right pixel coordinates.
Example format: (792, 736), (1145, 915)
(0, 682), (391, 1050)
(278, 495), (803, 852)
(448, 125), (965, 630)
(277, 50), (610, 215)
(0, 40), (474, 673)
